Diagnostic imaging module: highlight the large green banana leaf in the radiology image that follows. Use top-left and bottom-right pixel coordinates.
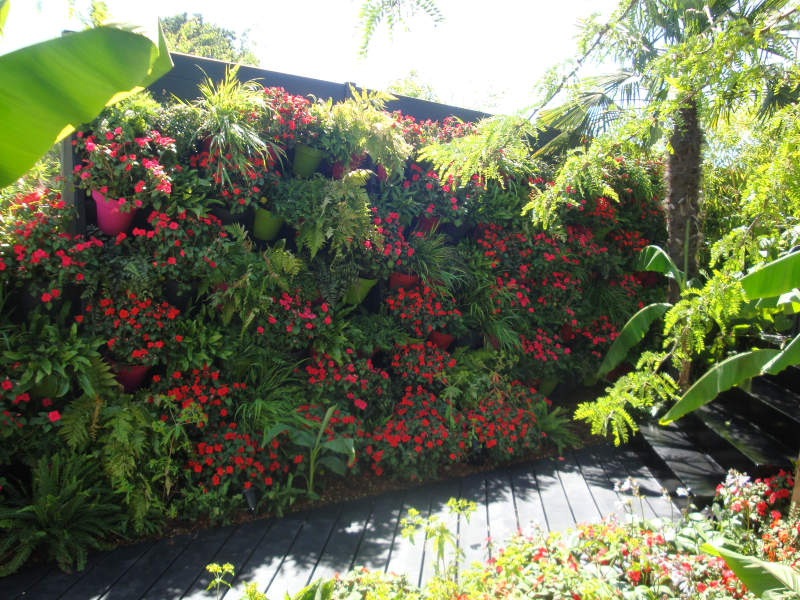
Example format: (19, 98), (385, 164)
(763, 333), (800, 375)
(635, 246), (685, 289)
(702, 545), (800, 599)
(741, 252), (800, 300)
(0, 1), (9, 38)
(597, 303), (671, 376)
(660, 349), (780, 424)
(0, 19), (173, 187)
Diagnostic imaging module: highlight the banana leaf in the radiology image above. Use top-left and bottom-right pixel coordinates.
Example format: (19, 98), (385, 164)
(597, 303), (671, 376)
(763, 333), (800, 376)
(0, 0), (9, 38)
(634, 246), (684, 289)
(0, 19), (172, 187)
(702, 544), (800, 599)
(660, 349), (780, 424)
(741, 252), (800, 300)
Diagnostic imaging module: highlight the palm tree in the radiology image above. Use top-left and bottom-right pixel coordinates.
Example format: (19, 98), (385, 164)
(536, 0), (800, 301)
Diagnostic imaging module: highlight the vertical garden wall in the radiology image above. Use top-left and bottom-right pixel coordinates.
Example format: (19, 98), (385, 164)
(0, 54), (667, 574)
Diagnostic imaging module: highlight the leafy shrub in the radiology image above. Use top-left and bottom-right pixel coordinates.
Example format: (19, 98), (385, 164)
(0, 453), (125, 575)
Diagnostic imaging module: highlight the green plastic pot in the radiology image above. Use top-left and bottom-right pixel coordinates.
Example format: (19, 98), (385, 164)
(344, 277), (379, 305)
(593, 227), (611, 242)
(537, 378), (559, 396)
(253, 207), (285, 241)
(292, 143), (325, 177)
(582, 375), (599, 387)
(405, 336), (426, 345)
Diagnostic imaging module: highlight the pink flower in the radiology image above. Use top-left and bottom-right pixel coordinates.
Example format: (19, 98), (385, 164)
(48, 411), (61, 422)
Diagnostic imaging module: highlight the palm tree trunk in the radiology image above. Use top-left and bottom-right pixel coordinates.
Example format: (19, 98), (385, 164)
(664, 98), (703, 304)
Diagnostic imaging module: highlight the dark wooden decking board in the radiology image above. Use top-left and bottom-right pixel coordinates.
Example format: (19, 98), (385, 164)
(486, 470), (519, 555)
(532, 458), (575, 532)
(509, 463), (548, 533)
(458, 472), (489, 567)
(8, 444), (675, 599)
(384, 485), (432, 583)
(351, 490), (405, 572)
(229, 510), (308, 598)
(267, 503), (343, 597)
(60, 541), (156, 600)
(183, 517), (274, 600)
(572, 447), (620, 520)
(556, 453), (602, 525)
(312, 496), (374, 582)
(419, 477), (462, 585)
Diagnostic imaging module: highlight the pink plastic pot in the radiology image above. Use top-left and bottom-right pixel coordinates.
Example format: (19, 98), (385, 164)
(92, 190), (137, 236)
(428, 331), (455, 351)
(416, 215), (441, 233)
(110, 361), (150, 394)
(267, 144), (288, 164)
(376, 164), (388, 182)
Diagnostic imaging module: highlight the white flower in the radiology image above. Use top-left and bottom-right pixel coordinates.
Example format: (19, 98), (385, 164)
(677, 487), (691, 497)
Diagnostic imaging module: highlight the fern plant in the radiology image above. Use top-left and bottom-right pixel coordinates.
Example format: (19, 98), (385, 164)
(0, 453), (126, 575)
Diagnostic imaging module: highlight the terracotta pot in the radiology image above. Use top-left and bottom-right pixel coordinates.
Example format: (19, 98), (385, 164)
(389, 272), (420, 289)
(92, 190), (137, 236)
(428, 331), (455, 351)
(109, 361), (150, 394)
(416, 215), (441, 233)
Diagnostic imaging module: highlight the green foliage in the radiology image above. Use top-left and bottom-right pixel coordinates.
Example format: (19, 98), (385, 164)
(386, 69), (440, 102)
(597, 303), (671, 376)
(703, 545), (800, 600)
(0, 453), (126, 575)
(161, 13), (259, 65)
(356, 0), (443, 58)
(419, 116), (537, 186)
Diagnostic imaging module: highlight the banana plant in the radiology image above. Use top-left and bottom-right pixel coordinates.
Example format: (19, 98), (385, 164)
(702, 544), (800, 599)
(265, 404), (355, 500)
(0, 5), (173, 187)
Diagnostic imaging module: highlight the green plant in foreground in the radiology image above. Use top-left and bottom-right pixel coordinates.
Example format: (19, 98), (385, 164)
(401, 497), (477, 581)
(0, 453), (126, 575)
(266, 404), (356, 500)
(206, 562), (235, 600)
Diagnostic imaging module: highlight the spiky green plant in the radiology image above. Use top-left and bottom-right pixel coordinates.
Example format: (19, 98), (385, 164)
(0, 453), (126, 575)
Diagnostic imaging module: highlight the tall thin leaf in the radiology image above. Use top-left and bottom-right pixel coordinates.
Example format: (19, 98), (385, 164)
(598, 303), (671, 376)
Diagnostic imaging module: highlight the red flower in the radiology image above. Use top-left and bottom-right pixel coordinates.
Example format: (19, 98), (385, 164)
(48, 411), (61, 422)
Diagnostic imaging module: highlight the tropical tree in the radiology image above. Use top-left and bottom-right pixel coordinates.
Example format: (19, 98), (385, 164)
(161, 13), (259, 66)
(386, 69), (440, 102)
(536, 0), (800, 302)
(356, 0), (443, 58)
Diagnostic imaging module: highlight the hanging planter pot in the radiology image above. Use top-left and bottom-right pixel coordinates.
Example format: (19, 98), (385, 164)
(442, 221), (473, 242)
(537, 378), (559, 396)
(163, 279), (198, 312)
(415, 215), (441, 234)
(344, 277), (379, 305)
(292, 144), (325, 177)
(454, 330), (482, 350)
(582, 375), (599, 387)
(108, 360), (151, 394)
(253, 207), (285, 241)
(486, 335), (500, 351)
(560, 322), (575, 342)
(593, 227), (611, 242)
(428, 330), (455, 351)
(376, 164), (388, 182)
(210, 205), (248, 227)
(266, 143), (288, 164)
(389, 272), (419, 289)
(229, 358), (253, 380)
(92, 190), (136, 236)
(19, 281), (64, 317)
(405, 336), (426, 345)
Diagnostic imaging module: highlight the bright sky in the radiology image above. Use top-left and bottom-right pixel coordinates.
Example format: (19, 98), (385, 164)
(1, 0), (620, 114)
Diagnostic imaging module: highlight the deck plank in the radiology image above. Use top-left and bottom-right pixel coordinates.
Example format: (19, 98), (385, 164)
(615, 445), (677, 520)
(312, 496), (374, 582)
(509, 463), (548, 534)
(230, 510), (309, 598)
(573, 447), (621, 520)
(385, 485), (432, 583)
(183, 517), (274, 600)
(352, 490), (405, 572)
(592, 444), (659, 521)
(99, 534), (195, 600)
(59, 540), (156, 600)
(140, 524), (237, 600)
(5, 562), (55, 600)
(485, 470), (518, 557)
(267, 504), (342, 597)
(459, 472), (488, 568)
(532, 458), (575, 532)
(420, 477), (461, 585)
(16, 551), (107, 600)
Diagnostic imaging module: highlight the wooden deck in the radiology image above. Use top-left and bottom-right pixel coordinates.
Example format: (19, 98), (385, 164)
(6, 443), (675, 600)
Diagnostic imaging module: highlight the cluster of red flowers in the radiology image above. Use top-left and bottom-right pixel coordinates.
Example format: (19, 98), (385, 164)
(465, 396), (544, 458)
(5, 195), (104, 299)
(608, 229), (650, 256)
(84, 291), (180, 365)
(402, 163), (465, 220)
(571, 317), (619, 358)
(384, 285), (461, 338)
(519, 330), (571, 362)
(261, 87), (316, 145)
(304, 351), (389, 411)
(585, 197), (617, 227)
(390, 342), (456, 389)
(257, 292), (334, 349)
